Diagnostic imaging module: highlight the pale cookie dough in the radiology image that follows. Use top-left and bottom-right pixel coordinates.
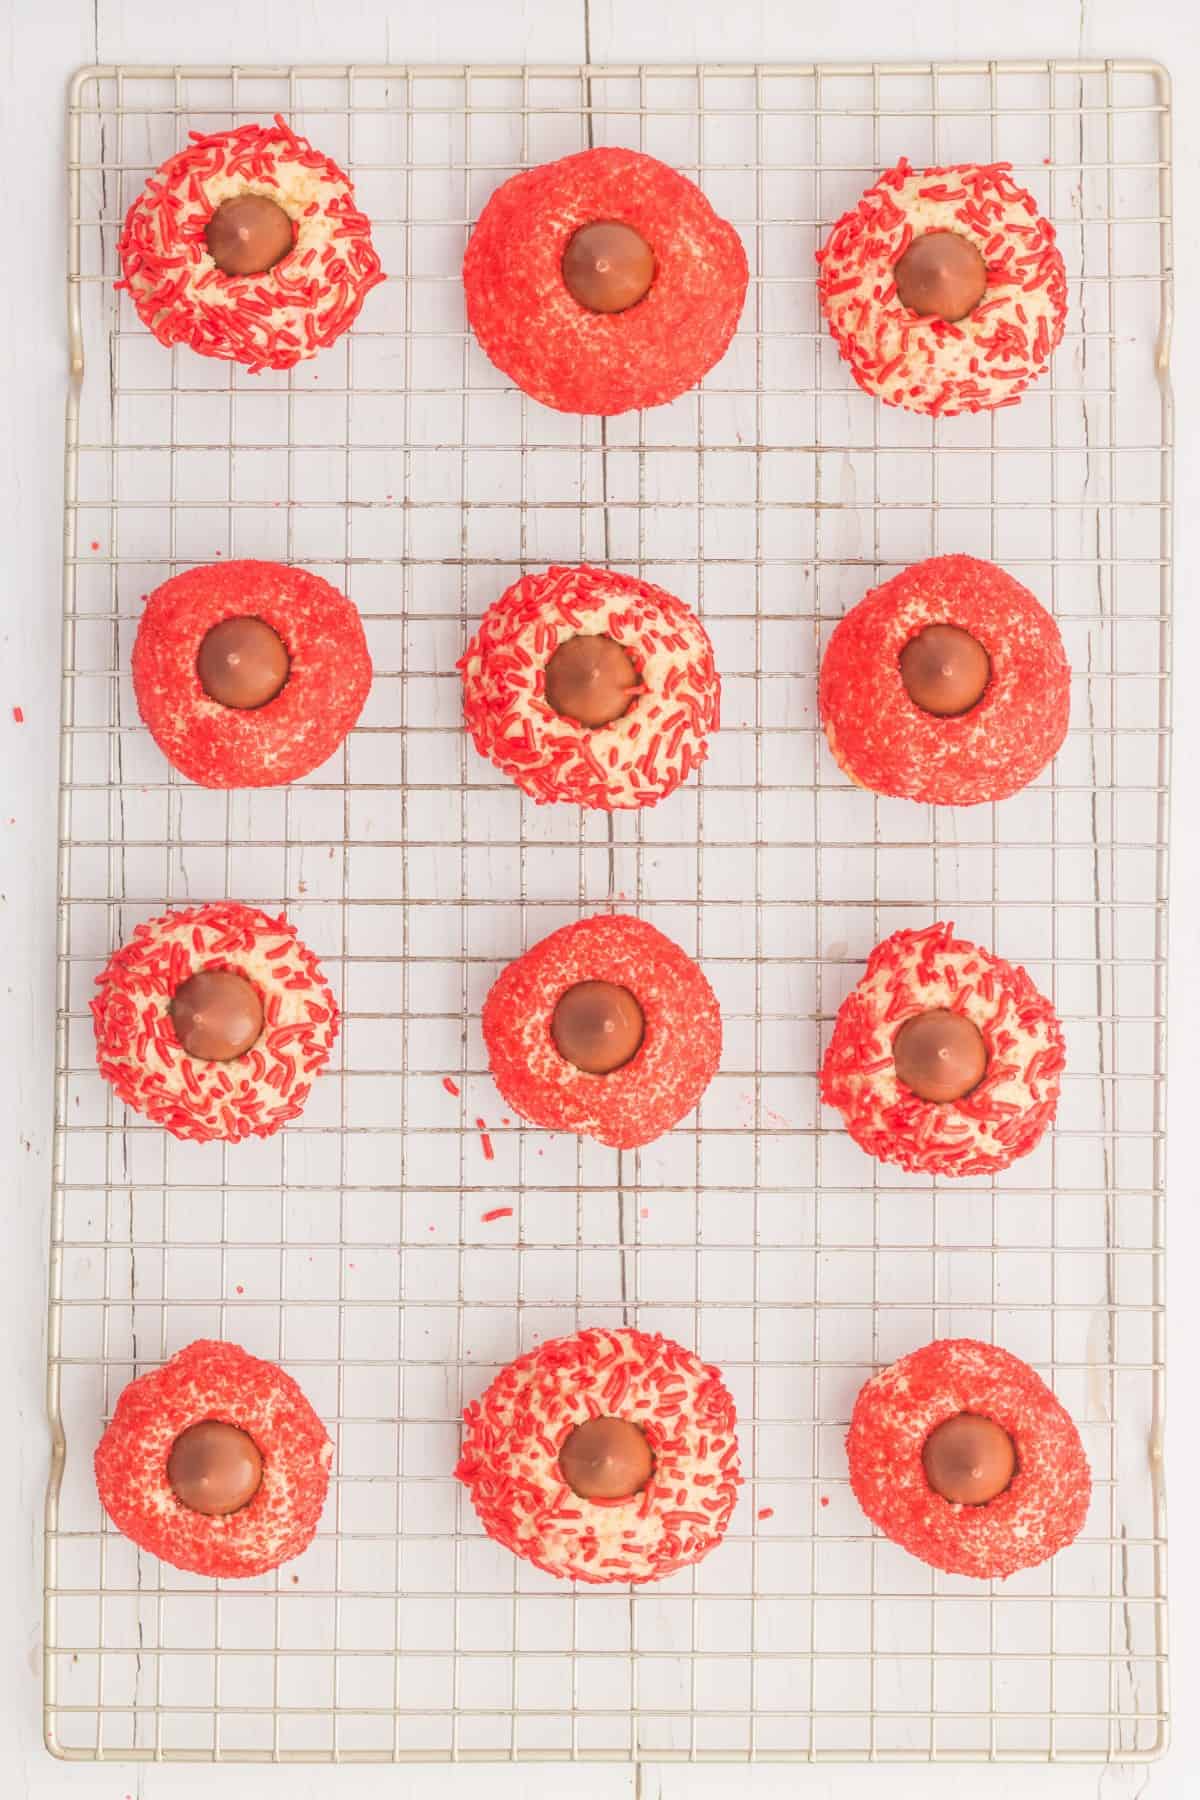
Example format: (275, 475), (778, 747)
(817, 159), (1067, 416)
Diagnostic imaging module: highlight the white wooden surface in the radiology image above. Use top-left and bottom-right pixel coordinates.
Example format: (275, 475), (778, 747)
(3, 1), (1197, 1795)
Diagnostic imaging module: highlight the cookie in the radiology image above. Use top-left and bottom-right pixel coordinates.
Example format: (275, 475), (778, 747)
(91, 901), (339, 1143)
(459, 564), (720, 810)
(482, 913), (722, 1150)
(132, 558), (372, 789)
(463, 146), (748, 415)
(847, 1338), (1091, 1579)
(819, 554), (1070, 806)
(94, 1339), (332, 1579)
(456, 1327), (741, 1584)
(820, 921), (1064, 1177)
(117, 116), (384, 372)
(817, 159), (1067, 416)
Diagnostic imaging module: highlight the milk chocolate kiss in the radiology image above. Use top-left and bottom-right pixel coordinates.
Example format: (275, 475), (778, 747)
(922, 1412), (1016, 1505)
(168, 1420), (263, 1516)
(894, 230), (988, 323)
(558, 1415), (654, 1500)
(551, 981), (645, 1074)
(892, 1009), (987, 1103)
(562, 221), (655, 314)
(205, 194), (294, 277)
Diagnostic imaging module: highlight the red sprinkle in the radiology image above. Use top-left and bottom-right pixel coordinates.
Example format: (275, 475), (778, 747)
(442, 1076), (461, 1097)
(11, 707), (23, 724)
(757, 1506), (774, 1521)
(480, 1206), (512, 1223)
(476, 1118), (495, 1161)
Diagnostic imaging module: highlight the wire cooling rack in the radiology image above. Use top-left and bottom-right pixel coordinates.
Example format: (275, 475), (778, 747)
(45, 61), (1172, 1765)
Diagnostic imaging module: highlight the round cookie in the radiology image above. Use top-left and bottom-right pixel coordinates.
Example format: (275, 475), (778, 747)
(847, 1338), (1091, 1579)
(820, 921), (1064, 1177)
(117, 116), (384, 373)
(463, 146), (748, 415)
(91, 900), (339, 1144)
(133, 559), (372, 789)
(456, 1326), (741, 1584)
(816, 158), (1067, 416)
(482, 913), (722, 1150)
(459, 564), (719, 810)
(819, 554), (1070, 807)
(95, 1339), (332, 1579)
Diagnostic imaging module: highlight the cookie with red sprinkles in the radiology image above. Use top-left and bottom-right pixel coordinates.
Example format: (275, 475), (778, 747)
(95, 1339), (333, 1579)
(91, 901), (339, 1143)
(456, 1326), (741, 1584)
(463, 146), (748, 415)
(820, 554), (1070, 806)
(816, 159), (1067, 416)
(117, 116), (384, 373)
(821, 921), (1065, 1177)
(132, 559), (372, 789)
(847, 1338), (1091, 1579)
(482, 913), (722, 1150)
(459, 564), (719, 810)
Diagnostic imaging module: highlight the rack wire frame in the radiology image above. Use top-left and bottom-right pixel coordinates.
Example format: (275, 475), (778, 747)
(45, 60), (1172, 1765)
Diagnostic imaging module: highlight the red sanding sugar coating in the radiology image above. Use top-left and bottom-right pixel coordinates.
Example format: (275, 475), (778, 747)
(458, 564), (720, 810)
(463, 147), (748, 415)
(456, 1326), (741, 1584)
(95, 1339), (333, 1578)
(133, 559), (372, 789)
(117, 117), (384, 372)
(819, 554), (1070, 807)
(91, 901), (339, 1144)
(847, 1338), (1090, 1579)
(816, 159), (1067, 416)
(821, 921), (1064, 1177)
(483, 914), (722, 1150)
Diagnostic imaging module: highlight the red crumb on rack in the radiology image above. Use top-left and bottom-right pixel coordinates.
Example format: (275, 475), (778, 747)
(90, 541), (100, 551)
(235, 1284), (244, 1295)
(11, 707), (23, 724)
(757, 1506), (774, 1521)
(480, 1206), (513, 1223)
(442, 1076), (461, 1097)
(820, 1496), (830, 1507)
(476, 1118), (494, 1160)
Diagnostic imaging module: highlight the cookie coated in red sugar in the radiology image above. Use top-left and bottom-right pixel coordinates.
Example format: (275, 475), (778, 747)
(821, 922), (1064, 1177)
(95, 1339), (332, 1578)
(819, 555), (1070, 807)
(456, 1326), (741, 1584)
(458, 565), (720, 810)
(133, 559), (372, 789)
(847, 1338), (1090, 1579)
(463, 146), (748, 415)
(482, 914), (722, 1150)
(817, 159), (1067, 416)
(91, 901), (339, 1143)
(117, 117), (384, 372)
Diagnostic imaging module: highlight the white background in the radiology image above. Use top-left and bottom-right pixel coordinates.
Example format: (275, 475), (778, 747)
(3, 1), (1197, 1797)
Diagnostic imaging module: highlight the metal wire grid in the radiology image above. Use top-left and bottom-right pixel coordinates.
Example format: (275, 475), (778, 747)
(44, 61), (1171, 1765)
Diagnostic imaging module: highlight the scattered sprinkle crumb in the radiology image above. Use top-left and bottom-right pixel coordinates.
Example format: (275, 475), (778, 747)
(291, 1574), (299, 1584)
(90, 540), (100, 551)
(234, 1284), (244, 1295)
(640, 1207), (649, 1219)
(442, 1076), (460, 1097)
(820, 1496), (830, 1507)
(757, 1506), (774, 1521)
(11, 706), (23, 724)
(428, 1224), (435, 1232)
(480, 1206), (513, 1223)
(476, 1116), (494, 1160)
